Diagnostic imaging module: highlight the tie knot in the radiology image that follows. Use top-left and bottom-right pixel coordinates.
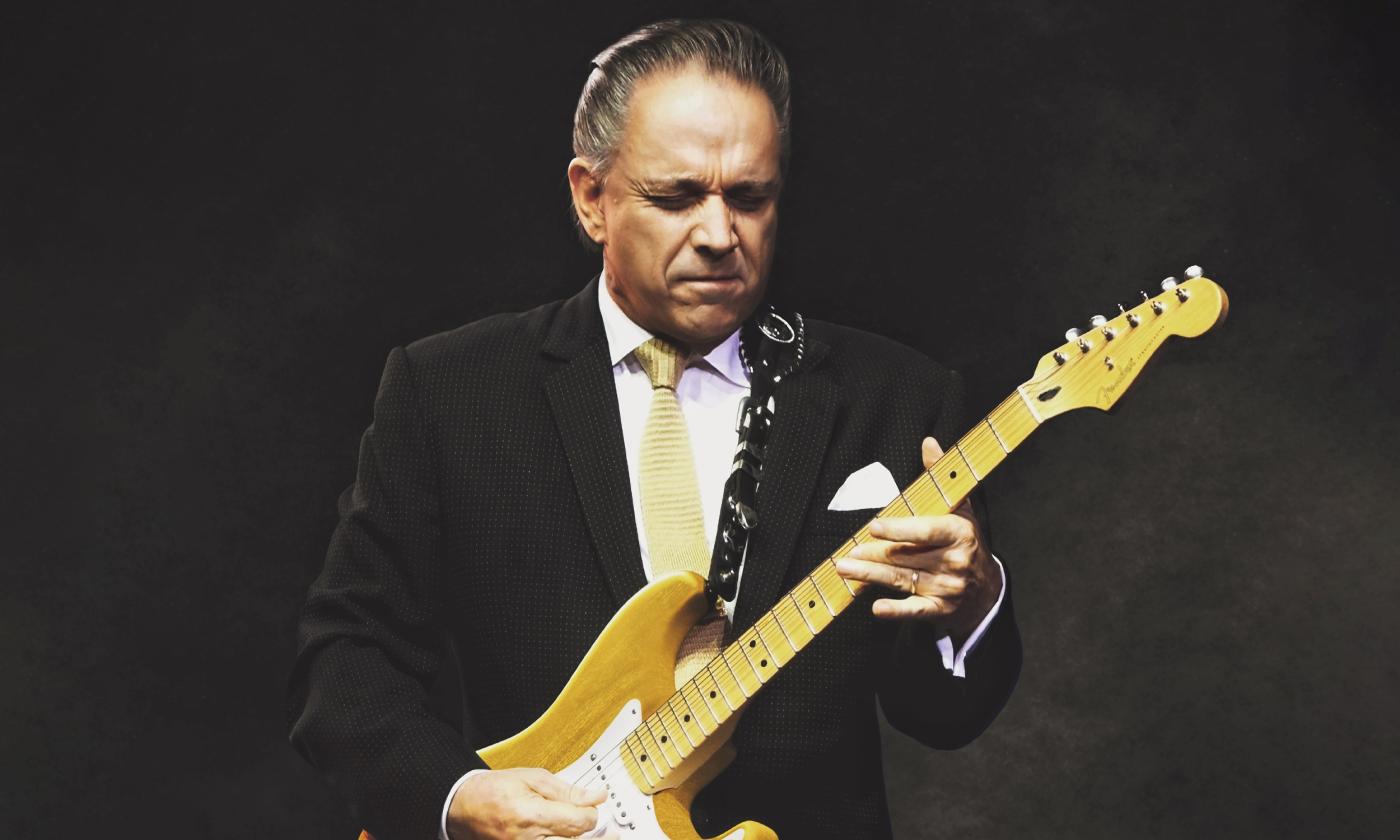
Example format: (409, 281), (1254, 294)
(633, 337), (688, 390)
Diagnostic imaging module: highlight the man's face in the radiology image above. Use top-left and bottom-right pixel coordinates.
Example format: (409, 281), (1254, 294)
(570, 66), (782, 351)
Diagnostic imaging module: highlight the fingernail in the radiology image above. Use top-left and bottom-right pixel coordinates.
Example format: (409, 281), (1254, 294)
(834, 559), (853, 574)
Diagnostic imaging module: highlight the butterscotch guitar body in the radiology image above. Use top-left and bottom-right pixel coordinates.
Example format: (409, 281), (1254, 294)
(361, 572), (777, 840)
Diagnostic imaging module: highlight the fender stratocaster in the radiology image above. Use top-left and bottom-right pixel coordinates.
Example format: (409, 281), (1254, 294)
(365, 270), (1229, 840)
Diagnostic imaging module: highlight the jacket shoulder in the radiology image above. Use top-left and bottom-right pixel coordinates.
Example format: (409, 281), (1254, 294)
(401, 296), (564, 369)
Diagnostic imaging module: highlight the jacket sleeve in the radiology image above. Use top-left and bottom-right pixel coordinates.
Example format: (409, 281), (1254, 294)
(876, 369), (1023, 748)
(287, 346), (486, 840)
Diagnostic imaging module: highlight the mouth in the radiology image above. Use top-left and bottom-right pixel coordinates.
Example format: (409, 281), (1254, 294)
(679, 274), (742, 284)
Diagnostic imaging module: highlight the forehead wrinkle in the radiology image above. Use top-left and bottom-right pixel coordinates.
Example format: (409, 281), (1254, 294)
(633, 173), (782, 194)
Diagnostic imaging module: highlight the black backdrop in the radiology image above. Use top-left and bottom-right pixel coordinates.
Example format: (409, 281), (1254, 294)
(5, 0), (1398, 837)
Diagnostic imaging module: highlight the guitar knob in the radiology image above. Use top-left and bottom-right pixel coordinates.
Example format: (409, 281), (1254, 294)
(1184, 265), (1203, 278)
(1089, 315), (1107, 327)
(1160, 276), (1178, 291)
(1065, 327), (1083, 340)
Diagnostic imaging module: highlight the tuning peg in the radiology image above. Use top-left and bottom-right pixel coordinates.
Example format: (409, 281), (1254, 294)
(1065, 327), (1083, 340)
(1184, 265), (1203, 278)
(1160, 276), (1178, 291)
(1089, 314), (1107, 327)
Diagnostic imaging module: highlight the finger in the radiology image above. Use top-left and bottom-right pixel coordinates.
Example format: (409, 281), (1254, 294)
(873, 595), (950, 620)
(523, 769), (605, 806)
(922, 436), (945, 470)
(834, 558), (922, 592)
(868, 514), (972, 546)
(525, 799), (600, 836)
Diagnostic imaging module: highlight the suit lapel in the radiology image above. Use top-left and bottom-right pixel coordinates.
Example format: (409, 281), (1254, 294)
(733, 339), (839, 633)
(542, 278), (648, 609)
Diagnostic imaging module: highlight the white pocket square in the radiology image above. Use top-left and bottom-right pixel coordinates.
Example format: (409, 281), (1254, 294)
(827, 461), (900, 511)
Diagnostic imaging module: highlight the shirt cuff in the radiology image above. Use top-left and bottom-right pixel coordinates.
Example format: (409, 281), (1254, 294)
(935, 553), (1006, 678)
(440, 768), (490, 840)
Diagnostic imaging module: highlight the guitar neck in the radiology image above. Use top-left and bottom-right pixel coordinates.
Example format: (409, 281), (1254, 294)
(619, 388), (1044, 783)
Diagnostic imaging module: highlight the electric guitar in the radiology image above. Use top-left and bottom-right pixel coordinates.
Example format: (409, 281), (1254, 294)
(363, 269), (1229, 840)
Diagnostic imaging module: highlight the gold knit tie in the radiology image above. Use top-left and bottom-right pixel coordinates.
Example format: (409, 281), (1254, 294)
(634, 337), (710, 577)
(632, 337), (726, 686)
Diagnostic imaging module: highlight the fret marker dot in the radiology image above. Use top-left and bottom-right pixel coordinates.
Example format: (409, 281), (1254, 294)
(683, 715), (690, 722)
(710, 691), (717, 699)
(808, 600), (816, 608)
(660, 736), (667, 743)
(749, 640), (756, 648)
(949, 470), (957, 479)
(760, 659), (768, 667)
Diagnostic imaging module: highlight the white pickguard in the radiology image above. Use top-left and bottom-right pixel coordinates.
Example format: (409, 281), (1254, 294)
(559, 699), (744, 840)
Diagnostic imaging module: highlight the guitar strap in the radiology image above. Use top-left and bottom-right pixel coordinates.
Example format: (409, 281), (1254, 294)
(706, 304), (806, 606)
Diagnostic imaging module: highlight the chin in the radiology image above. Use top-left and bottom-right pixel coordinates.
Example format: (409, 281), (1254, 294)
(675, 305), (751, 347)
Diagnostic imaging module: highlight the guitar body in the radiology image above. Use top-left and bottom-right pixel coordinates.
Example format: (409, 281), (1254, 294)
(482, 570), (773, 839)
(363, 571), (773, 840)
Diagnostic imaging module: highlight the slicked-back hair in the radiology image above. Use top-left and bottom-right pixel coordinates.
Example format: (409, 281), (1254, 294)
(569, 19), (792, 247)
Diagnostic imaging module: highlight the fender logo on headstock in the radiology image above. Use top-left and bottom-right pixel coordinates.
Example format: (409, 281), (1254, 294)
(1099, 354), (1139, 400)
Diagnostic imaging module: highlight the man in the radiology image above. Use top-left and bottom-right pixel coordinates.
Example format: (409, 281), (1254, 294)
(289, 19), (1020, 840)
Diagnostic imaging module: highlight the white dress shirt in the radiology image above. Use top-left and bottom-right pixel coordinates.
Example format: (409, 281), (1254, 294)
(439, 276), (1006, 837)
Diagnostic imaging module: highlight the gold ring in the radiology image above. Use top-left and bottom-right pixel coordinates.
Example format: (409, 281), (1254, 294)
(910, 570), (919, 594)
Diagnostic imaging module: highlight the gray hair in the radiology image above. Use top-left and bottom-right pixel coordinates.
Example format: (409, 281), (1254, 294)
(570, 19), (792, 245)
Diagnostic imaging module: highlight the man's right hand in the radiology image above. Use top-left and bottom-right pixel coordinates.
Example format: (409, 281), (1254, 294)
(445, 767), (613, 840)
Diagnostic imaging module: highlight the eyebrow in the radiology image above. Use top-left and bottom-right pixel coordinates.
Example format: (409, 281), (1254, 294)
(634, 175), (782, 194)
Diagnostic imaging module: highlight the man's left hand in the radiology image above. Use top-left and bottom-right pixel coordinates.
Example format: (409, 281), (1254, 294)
(833, 436), (1001, 640)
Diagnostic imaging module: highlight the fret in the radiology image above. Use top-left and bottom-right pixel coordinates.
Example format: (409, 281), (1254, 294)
(641, 716), (680, 768)
(765, 609), (800, 659)
(678, 683), (716, 735)
(634, 721), (673, 774)
(752, 622), (787, 665)
(812, 564), (855, 612)
(710, 658), (748, 707)
(693, 667), (733, 717)
(649, 714), (686, 765)
(723, 647), (762, 695)
(738, 629), (779, 678)
(624, 734), (660, 788)
(986, 416), (1009, 452)
(932, 448), (978, 505)
(791, 577), (837, 631)
(999, 394), (1041, 445)
(954, 443), (981, 480)
(961, 423), (1008, 481)
(927, 468), (953, 508)
(663, 699), (699, 749)
(786, 592), (820, 637)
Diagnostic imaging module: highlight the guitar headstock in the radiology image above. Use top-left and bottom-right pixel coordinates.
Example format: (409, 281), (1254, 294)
(1022, 266), (1229, 419)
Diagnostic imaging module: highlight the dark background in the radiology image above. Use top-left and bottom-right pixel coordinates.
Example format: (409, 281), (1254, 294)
(5, 0), (1398, 836)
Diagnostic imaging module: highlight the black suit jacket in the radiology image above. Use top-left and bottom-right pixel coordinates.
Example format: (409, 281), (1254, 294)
(288, 278), (1021, 839)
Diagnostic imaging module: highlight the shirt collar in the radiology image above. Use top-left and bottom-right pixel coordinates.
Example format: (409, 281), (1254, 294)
(597, 270), (749, 387)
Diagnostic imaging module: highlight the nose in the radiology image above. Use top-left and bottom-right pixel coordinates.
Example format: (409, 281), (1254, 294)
(689, 194), (738, 256)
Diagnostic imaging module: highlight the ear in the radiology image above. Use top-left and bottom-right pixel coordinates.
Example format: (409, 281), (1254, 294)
(567, 157), (607, 246)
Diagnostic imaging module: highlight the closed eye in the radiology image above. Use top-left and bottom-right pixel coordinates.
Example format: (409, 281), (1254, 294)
(726, 192), (772, 212)
(644, 194), (699, 211)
